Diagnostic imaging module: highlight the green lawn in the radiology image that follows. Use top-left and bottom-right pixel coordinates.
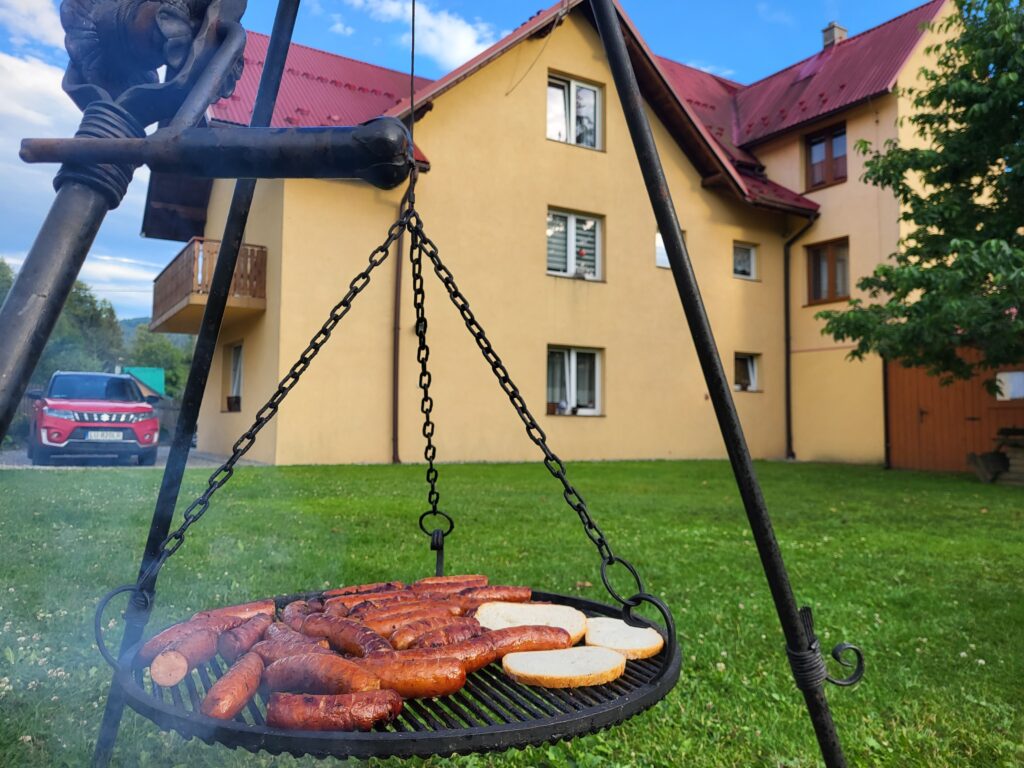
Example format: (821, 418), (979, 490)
(0, 461), (1021, 767)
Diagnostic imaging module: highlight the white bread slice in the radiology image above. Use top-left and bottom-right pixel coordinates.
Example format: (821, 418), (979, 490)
(503, 647), (626, 688)
(475, 602), (587, 644)
(585, 617), (665, 660)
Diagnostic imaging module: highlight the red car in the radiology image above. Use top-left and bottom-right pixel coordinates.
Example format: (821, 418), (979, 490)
(27, 371), (161, 466)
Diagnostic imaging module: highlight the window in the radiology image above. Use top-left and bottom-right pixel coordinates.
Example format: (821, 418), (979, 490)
(734, 353), (760, 392)
(224, 342), (243, 411)
(807, 238), (850, 304)
(547, 347), (601, 415)
(996, 372), (1024, 401)
(806, 124), (847, 189)
(547, 75), (601, 149)
(655, 229), (687, 269)
(547, 210), (601, 279)
(733, 242), (757, 279)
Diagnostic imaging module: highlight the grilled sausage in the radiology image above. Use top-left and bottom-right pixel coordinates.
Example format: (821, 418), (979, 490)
(380, 635), (498, 674)
(322, 581), (407, 598)
(266, 622), (326, 646)
(266, 690), (403, 731)
(409, 621), (485, 650)
(354, 599), (462, 623)
(301, 613), (392, 656)
(487, 625), (572, 656)
(192, 599), (276, 621)
(139, 615), (245, 665)
(346, 593), (423, 617)
(362, 608), (458, 638)
(412, 575), (488, 594)
(283, 600), (322, 630)
(251, 639), (334, 665)
(389, 616), (479, 651)
(217, 614), (272, 664)
(356, 655), (466, 699)
(457, 586), (532, 603)
(322, 590), (410, 611)
(150, 628), (219, 687)
(264, 653), (381, 694)
(200, 652), (264, 720)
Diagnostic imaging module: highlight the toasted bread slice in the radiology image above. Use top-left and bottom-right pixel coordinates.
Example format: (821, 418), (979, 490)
(502, 647), (626, 688)
(584, 617), (665, 659)
(475, 602), (587, 644)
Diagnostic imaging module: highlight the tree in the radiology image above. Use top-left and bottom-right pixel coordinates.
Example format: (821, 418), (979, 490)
(818, 0), (1024, 392)
(125, 325), (193, 399)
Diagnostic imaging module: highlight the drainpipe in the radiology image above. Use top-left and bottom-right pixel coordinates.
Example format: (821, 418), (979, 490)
(391, 187), (411, 464)
(784, 213), (818, 460)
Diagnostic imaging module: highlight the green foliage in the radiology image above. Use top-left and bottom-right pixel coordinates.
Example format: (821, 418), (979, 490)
(124, 325), (193, 399)
(0, 258), (12, 299)
(819, 0), (1024, 391)
(0, 461), (1022, 767)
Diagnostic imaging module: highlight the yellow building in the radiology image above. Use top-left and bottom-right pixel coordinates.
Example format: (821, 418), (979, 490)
(144, 0), (951, 466)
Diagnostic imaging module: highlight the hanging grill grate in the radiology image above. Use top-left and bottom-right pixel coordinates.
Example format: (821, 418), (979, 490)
(116, 592), (680, 759)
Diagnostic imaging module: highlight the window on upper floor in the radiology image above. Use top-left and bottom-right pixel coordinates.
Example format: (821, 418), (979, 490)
(547, 210), (602, 279)
(223, 341), (243, 411)
(807, 238), (850, 304)
(733, 242), (758, 280)
(806, 124), (847, 189)
(734, 353), (760, 392)
(547, 75), (602, 149)
(547, 347), (601, 416)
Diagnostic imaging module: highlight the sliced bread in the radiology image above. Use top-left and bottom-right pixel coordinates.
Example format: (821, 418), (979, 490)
(585, 617), (665, 659)
(502, 647), (626, 688)
(475, 602), (587, 644)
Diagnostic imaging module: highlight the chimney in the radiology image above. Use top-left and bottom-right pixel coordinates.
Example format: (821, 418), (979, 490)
(822, 21), (848, 48)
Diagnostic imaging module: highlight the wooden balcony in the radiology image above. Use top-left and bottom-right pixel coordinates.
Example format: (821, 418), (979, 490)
(151, 238), (267, 334)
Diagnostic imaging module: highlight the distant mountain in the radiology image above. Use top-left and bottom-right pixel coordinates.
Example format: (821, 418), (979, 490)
(119, 317), (194, 351)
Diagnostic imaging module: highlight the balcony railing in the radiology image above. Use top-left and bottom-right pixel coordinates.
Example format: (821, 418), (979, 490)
(151, 238), (267, 333)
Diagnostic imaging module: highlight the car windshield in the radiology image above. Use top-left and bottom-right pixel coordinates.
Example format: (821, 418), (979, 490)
(48, 374), (143, 402)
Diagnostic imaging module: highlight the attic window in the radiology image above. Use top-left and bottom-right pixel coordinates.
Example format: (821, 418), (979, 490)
(547, 75), (602, 149)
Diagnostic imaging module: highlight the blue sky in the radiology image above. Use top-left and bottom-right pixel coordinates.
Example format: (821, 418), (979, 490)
(0, 0), (932, 318)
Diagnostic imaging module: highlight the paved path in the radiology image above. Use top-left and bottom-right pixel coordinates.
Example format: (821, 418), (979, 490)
(0, 445), (259, 469)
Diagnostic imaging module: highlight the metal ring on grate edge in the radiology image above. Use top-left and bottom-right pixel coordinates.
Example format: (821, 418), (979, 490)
(113, 591), (681, 760)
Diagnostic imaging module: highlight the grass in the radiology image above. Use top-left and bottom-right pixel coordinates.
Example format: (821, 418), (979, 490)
(0, 460), (1021, 767)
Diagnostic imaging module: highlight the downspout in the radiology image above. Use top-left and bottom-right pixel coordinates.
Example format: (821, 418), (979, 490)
(391, 187), (411, 464)
(882, 358), (891, 469)
(784, 212), (819, 460)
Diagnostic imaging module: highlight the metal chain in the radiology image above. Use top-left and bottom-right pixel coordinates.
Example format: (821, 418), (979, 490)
(147, 208), (412, 574)
(407, 211), (644, 604)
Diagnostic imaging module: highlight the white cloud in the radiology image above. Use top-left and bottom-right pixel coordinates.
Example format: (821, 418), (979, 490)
(756, 2), (795, 26)
(0, 0), (63, 48)
(342, 0), (500, 71)
(330, 14), (355, 36)
(685, 61), (737, 78)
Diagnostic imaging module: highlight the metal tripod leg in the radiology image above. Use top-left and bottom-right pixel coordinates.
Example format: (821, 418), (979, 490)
(90, 3), (302, 764)
(588, 1), (853, 765)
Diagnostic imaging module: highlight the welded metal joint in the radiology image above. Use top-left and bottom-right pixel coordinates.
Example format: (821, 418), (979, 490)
(786, 607), (865, 691)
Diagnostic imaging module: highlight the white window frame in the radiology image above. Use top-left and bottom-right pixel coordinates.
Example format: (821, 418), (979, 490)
(547, 209), (603, 280)
(547, 75), (603, 150)
(548, 347), (602, 416)
(733, 242), (758, 280)
(734, 353), (760, 392)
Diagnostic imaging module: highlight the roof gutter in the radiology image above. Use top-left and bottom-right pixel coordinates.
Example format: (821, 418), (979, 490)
(784, 211), (819, 460)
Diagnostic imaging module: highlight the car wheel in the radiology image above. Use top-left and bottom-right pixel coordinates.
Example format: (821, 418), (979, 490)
(139, 449), (157, 466)
(31, 447), (51, 466)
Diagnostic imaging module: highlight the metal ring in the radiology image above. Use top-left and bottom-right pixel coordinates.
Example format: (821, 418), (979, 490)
(600, 556), (645, 607)
(94, 584), (150, 670)
(620, 592), (677, 659)
(418, 509), (454, 537)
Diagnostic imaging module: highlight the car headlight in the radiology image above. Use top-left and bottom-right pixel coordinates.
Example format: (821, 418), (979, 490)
(43, 406), (75, 420)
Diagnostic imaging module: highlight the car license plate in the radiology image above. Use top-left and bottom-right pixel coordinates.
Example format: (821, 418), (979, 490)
(87, 431), (123, 442)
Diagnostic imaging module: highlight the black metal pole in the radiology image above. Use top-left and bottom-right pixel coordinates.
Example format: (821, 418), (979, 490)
(90, 4), (301, 765)
(587, 1), (849, 766)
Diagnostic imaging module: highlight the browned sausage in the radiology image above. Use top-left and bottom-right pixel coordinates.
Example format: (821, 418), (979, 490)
(217, 614), (272, 664)
(354, 599), (462, 623)
(356, 655), (465, 699)
(380, 635), (497, 674)
(150, 628), (219, 687)
(191, 599), (277, 621)
(266, 690), (403, 731)
(322, 581), (407, 598)
(412, 574), (488, 593)
(488, 625), (571, 657)
(200, 651), (264, 720)
(346, 593), (422, 617)
(457, 586), (532, 603)
(362, 608), (458, 638)
(390, 616), (479, 651)
(322, 590), (410, 611)
(264, 653), (381, 694)
(301, 613), (392, 656)
(265, 622), (326, 646)
(251, 639), (334, 665)
(410, 621), (485, 650)
(139, 615), (245, 665)
(283, 600), (322, 630)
